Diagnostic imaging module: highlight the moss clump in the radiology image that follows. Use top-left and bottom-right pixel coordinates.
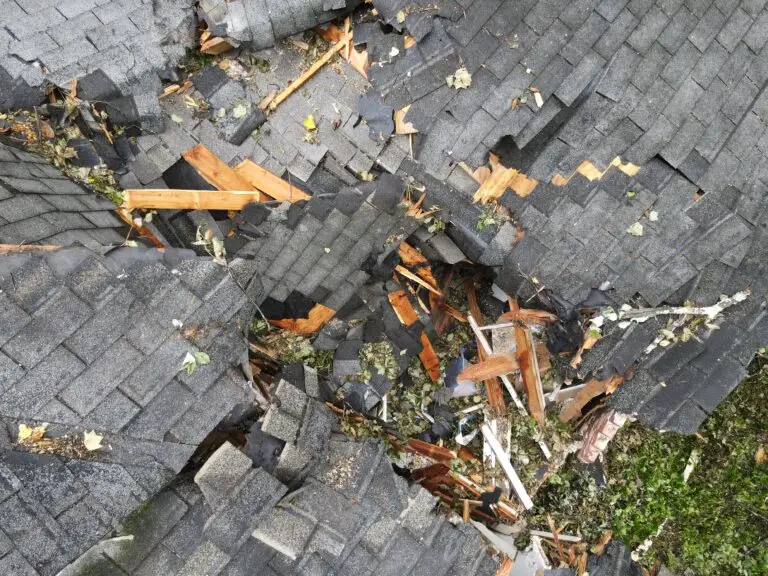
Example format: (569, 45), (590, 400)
(528, 358), (768, 576)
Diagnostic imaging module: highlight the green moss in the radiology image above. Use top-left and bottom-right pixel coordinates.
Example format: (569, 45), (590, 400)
(528, 359), (768, 576)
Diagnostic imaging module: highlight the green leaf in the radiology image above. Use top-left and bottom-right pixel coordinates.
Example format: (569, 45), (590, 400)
(170, 114), (184, 124)
(194, 351), (211, 365)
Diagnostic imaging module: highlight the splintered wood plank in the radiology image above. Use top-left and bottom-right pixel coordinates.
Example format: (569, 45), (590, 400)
(270, 37), (347, 110)
(394, 265), (442, 295)
(200, 37), (233, 55)
(269, 304), (336, 335)
(465, 279), (505, 414)
(458, 354), (519, 382)
(235, 159), (311, 202)
(419, 331), (440, 382)
(122, 189), (263, 211)
(509, 298), (546, 425)
(182, 144), (264, 198)
(388, 290), (419, 326)
(497, 308), (558, 325)
(558, 376), (623, 422)
(398, 243), (438, 287)
(473, 167), (517, 204)
(404, 439), (456, 462)
(0, 244), (61, 254)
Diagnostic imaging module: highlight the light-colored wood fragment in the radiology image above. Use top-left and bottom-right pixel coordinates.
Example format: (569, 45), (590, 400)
(388, 290), (419, 326)
(200, 36), (233, 55)
(419, 331), (440, 382)
(570, 332), (600, 368)
(394, 105), (418, 134)
(472, 165), (491, 184)
(394, 264), (442, 295)
(122, 189), (263, 211)
(558, 375), (623, 422)
(270, 304), (336, 335)
(507, 170), (538, 197)
(473, 166), (517, 204)
(458, 354), (519, 382)
(235, 159), (311, 202)
(551, 173), (571, 186)
(497, 308), (558, 325)
(182, 144), (265, 198)
(271, 37), (347, 110)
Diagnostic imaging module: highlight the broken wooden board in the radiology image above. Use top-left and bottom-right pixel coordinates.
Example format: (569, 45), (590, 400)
(419, 330), (440, 382)
(558, 375), (623, 423)
(182, 144), (265, 199)
(509, 298), (546, 426)
(458, 354), (519, 382)
(398, 243), (438, 287)
(200, 36), (234, 55)
(388, 290), (419, 326)
(0, 244), (61, 254)
(497, 308), (558, 325)
(234, 159), (311, 202)
(404, 438), (456, 462)
(269, 304), (336, 335)
(121, 189), (264, 211)
(394, 264), (442, 295)
(465, 280), (506, 414)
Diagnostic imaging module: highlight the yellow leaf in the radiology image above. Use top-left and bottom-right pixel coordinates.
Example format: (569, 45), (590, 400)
(303, 114), (316, 131)
(18, 423), (47, 444)
(396, 10), (406, 23)
(83, 430), (104, 451)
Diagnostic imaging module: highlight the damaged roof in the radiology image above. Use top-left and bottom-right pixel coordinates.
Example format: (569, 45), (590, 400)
(63, 368), (498, 575)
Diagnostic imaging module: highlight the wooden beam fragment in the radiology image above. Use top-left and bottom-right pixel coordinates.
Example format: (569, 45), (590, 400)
(394, 265), (442, 295)
(404, 439), (456, 462)
(269, 304), (336, 335)
(398, 243), (438, 287)
(388, 290), (419, 326)
(497, 308), (558, 325)
(0, 244), (61, 254)
(465, 280), (506, 414)
(182, 144), (265, 198)
(458, 354), (519, 382)
(200, 36), (233, 55)
(419, 331), (440, 382)
(234, 159), (311, 202)
(468, 313), (551, 460)
(122, 189), (263, 211)
(509, 298), (546, 426)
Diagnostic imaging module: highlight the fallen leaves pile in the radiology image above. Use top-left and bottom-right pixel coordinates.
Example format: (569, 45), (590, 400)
(17, 423), (103, 459)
